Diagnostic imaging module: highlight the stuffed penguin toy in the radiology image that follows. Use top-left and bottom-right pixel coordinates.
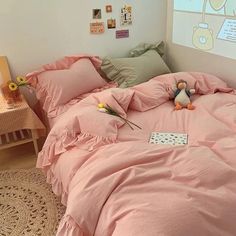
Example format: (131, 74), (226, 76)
(174, 80), (195, 110)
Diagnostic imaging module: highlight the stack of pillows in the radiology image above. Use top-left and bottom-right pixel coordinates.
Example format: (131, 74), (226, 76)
(26, 41), (170, 118)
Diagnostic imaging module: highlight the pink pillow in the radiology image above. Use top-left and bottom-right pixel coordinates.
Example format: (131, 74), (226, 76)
(47, 82), (118, 119)
(28, 57), (107, 116)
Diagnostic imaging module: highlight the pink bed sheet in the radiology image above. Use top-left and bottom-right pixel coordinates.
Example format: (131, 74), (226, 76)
(38, 72), (236, 236)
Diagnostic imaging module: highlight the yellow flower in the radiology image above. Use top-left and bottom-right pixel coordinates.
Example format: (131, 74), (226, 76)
(98, 103), (105, 108)
(16, 76), (27, 85)
(8, 82), (18, 91)
(96, 103), (142, 130)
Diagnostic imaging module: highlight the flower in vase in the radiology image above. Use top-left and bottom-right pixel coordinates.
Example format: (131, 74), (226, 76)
(2, 76), (29, 103)
(16, 76), (27, 85)
(8, 76), (29, 91)
(8, 82), (18, 91)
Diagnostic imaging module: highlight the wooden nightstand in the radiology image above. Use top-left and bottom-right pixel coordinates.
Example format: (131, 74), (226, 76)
(0, 95), (46, 155)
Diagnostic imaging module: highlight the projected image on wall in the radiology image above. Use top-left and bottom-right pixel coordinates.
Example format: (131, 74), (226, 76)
(173, 0), (236, 59)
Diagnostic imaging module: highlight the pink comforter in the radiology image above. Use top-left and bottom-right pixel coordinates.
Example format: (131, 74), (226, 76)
(37, 72), (236, 236)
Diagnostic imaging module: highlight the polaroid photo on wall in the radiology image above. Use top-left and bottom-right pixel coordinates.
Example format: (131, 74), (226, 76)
(107, 19), (116, 29)
(93, 9), (102, 19)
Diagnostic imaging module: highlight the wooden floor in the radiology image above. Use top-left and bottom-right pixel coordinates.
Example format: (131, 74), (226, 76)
(0, 139), (44, 170)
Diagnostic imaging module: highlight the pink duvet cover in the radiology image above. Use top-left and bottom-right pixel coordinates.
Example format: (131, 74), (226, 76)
(37, 72), (236, 236)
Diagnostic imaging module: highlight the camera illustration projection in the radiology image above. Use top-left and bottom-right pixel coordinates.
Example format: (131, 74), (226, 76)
(173, 0), (236, 59)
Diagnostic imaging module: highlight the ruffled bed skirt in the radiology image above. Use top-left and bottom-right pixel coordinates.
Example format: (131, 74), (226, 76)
(37, 131), (117, 235)
(56, 215), (85, 236)
(45, 168), (68, 206)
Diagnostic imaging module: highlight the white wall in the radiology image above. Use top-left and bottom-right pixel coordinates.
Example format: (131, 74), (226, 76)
(0, 0), (167, 78)
(166, 0), (236, 88)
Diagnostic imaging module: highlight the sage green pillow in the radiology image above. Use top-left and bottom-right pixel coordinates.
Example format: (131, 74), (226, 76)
(129, 41), (165, 57)
(101, 50), (170, 88)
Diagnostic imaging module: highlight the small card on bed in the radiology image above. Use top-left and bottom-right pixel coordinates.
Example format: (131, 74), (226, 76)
(149, 132), (188, 146)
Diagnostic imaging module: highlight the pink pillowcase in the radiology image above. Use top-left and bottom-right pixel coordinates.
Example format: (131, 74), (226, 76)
(26, 55), (107, 117)
(48, 82), (118, 121)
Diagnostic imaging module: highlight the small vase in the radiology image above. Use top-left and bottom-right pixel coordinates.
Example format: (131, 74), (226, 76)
(1, 82), (22, 105)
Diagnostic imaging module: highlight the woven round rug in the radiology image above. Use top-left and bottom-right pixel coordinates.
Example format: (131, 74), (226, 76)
(0, 168), (65, 236)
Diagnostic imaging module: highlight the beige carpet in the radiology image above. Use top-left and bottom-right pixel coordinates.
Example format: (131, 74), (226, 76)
(0, 168), (65, 236)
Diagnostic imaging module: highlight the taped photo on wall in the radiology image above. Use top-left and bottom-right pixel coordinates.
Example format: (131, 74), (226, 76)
(93, 9), (102, 19)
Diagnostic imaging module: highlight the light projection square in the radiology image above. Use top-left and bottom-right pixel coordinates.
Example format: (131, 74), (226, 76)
(173, 0), (236, 59)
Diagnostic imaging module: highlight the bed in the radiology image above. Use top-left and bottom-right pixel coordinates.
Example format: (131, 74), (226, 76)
(27, 52), (236, 236)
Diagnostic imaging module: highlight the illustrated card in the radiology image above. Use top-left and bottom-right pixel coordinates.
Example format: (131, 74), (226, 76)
(149, 132), (188, 145)
(121, 5), (132, 26)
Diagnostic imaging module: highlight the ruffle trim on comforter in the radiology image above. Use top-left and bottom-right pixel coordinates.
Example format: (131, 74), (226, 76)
(46, 168), (68, 206)
(38, 131), (117, 206)
(37, 131), (117, 169)
(56, 215), (85, 236)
